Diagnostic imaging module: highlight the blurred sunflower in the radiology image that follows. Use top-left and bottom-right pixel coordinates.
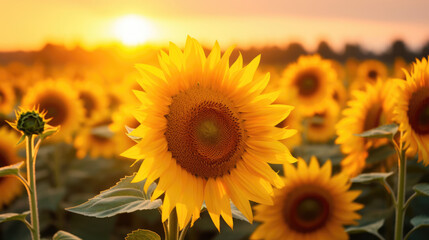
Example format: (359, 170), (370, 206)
(74, 81), (109, 123)
(332, 79), (348, 108)
(74, 115), (123, 159)
(252, 157), (362, 240)
(281, 55), (336, 115)
(21, 79), (84, 142)
(336, 80), (395, 176)
(394, 57), (429, 164)
(350, 59), (388, 91)
(0, 81), (16, 114)
(122, 37), (297, 230)
(307, 102), (340, 143)
(0, 127), (24, 209)
(110, 105), (142, 157)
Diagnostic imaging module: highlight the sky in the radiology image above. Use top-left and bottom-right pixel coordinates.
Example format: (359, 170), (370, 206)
(1, 0), (429, 52)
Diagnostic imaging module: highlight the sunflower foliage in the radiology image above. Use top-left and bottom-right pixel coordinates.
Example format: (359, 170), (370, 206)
(350, 123), (429, 239)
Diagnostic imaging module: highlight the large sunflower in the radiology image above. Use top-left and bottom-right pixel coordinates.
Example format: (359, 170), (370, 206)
(0, 127), (24, 209)
(122, 37), (297, 230)
(394, 57), (429, 164)
(252, 157), (362, 240)
(281, 55), (337, 115)
(336, 80), (395, 177)
(0, 81), (16, 115)
(21, 79), (84, 142)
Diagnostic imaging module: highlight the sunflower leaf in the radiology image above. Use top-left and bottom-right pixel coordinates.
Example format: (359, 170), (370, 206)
(125, 229), (161, 240)
(66, 175), (161, 218)
(354, 123), (398, 139)
(346, 219), (385, 240)
(0, 161), (24, 177)
(405, 216), (429, 240)
(413, 183), (429, 197)
(351, 172), (393, 184)
(0, 211), (30, 225)
(52, 230), (82, 240)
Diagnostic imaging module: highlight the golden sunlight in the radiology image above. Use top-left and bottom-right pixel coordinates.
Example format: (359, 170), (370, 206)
(113, 15), (154, 46)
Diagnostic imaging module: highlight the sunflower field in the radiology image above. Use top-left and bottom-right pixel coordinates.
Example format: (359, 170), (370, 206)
(1, 37), (429, 240)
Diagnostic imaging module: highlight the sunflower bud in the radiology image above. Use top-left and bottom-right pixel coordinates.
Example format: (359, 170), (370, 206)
(16, 111), (45, 136)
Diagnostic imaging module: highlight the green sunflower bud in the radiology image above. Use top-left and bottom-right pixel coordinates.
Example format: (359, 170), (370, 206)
(17, 111), (45, 136)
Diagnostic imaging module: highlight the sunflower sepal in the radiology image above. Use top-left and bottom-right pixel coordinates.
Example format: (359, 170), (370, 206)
(125, 229), (161, 240)
(125, 126), (142, 143)
(346, 219), (385, 240)
(52, 230), (82, 240)
(354, 123), (399, 140)
(66, 174), (161, 218)
(201, 201), (250, 223)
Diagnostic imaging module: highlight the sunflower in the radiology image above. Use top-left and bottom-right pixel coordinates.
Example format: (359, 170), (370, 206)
(336, 80), (395, 177)
(122, 37), (297, 230)
(281, 55), (337, 115)
(74, 114), (123, 159)
(0, 127), (24, 209)
(21, 79), (84, 142)
(110, 105), (142, 158)
(252, 157), (362, 240)
(350, 59), (388, 92)
(0, 81), (16, 115)
(74, 81), (109, 123)
(394, 56), (429, 164)
(307, 101), (340, 143)
(332, 79), (348, 108)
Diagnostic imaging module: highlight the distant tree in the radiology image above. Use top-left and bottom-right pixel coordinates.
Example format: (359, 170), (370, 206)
(342, 44), (364, 61)
(316, 41), (337, 59)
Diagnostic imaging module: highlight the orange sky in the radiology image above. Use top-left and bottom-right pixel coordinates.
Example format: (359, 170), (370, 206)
(1, 0), (429, 52)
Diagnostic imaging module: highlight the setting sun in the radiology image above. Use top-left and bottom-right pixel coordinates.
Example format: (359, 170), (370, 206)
(113, 15), (154, 46)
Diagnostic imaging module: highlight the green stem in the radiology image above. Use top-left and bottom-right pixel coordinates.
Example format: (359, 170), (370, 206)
(26, 135), (40, 240)
(178, 222), (191, 240)
(394, 148), (406, 240)
(403, 192), (417, 212)
(167, 209), (179, 240)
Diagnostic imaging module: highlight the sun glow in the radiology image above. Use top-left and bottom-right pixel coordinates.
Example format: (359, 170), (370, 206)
(113, 15), (154, 46)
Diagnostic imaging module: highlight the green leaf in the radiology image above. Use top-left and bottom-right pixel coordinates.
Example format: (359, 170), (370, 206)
(352, 172), (393, 184)
(39, 128), (59, 140)
(0, 161), (24, 177)
(52, 230), (82, 240)
(346, 219), (385, 240)
(355, 123), (398, 139)
(0, 211), (30, 224)
(125, 229), (161, 240)
(16, 135), (26, 145)
(413, 183), (429, 197)
(66, 175), (161, 218)
(411, 215), (429, 228)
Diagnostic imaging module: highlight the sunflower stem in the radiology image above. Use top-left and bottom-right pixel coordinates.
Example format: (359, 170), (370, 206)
(178, 222), (191, 240)
(26, 135), (40, 240)
(394, 141), (407, 240)
(168, 209), (179, 240)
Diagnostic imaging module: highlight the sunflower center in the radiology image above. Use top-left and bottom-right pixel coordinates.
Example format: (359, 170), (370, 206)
(368, 70), (378, 80)
(38, 93), (68, 126)
(80, 92), (96, 118)
(408, 87), (429, 134)
(0, 90), (5, 104)
(283, 189), (331, 233)
(296, 73), (319, 96)
(363, 103), (383, 131)
(165, 85), (246, 178)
